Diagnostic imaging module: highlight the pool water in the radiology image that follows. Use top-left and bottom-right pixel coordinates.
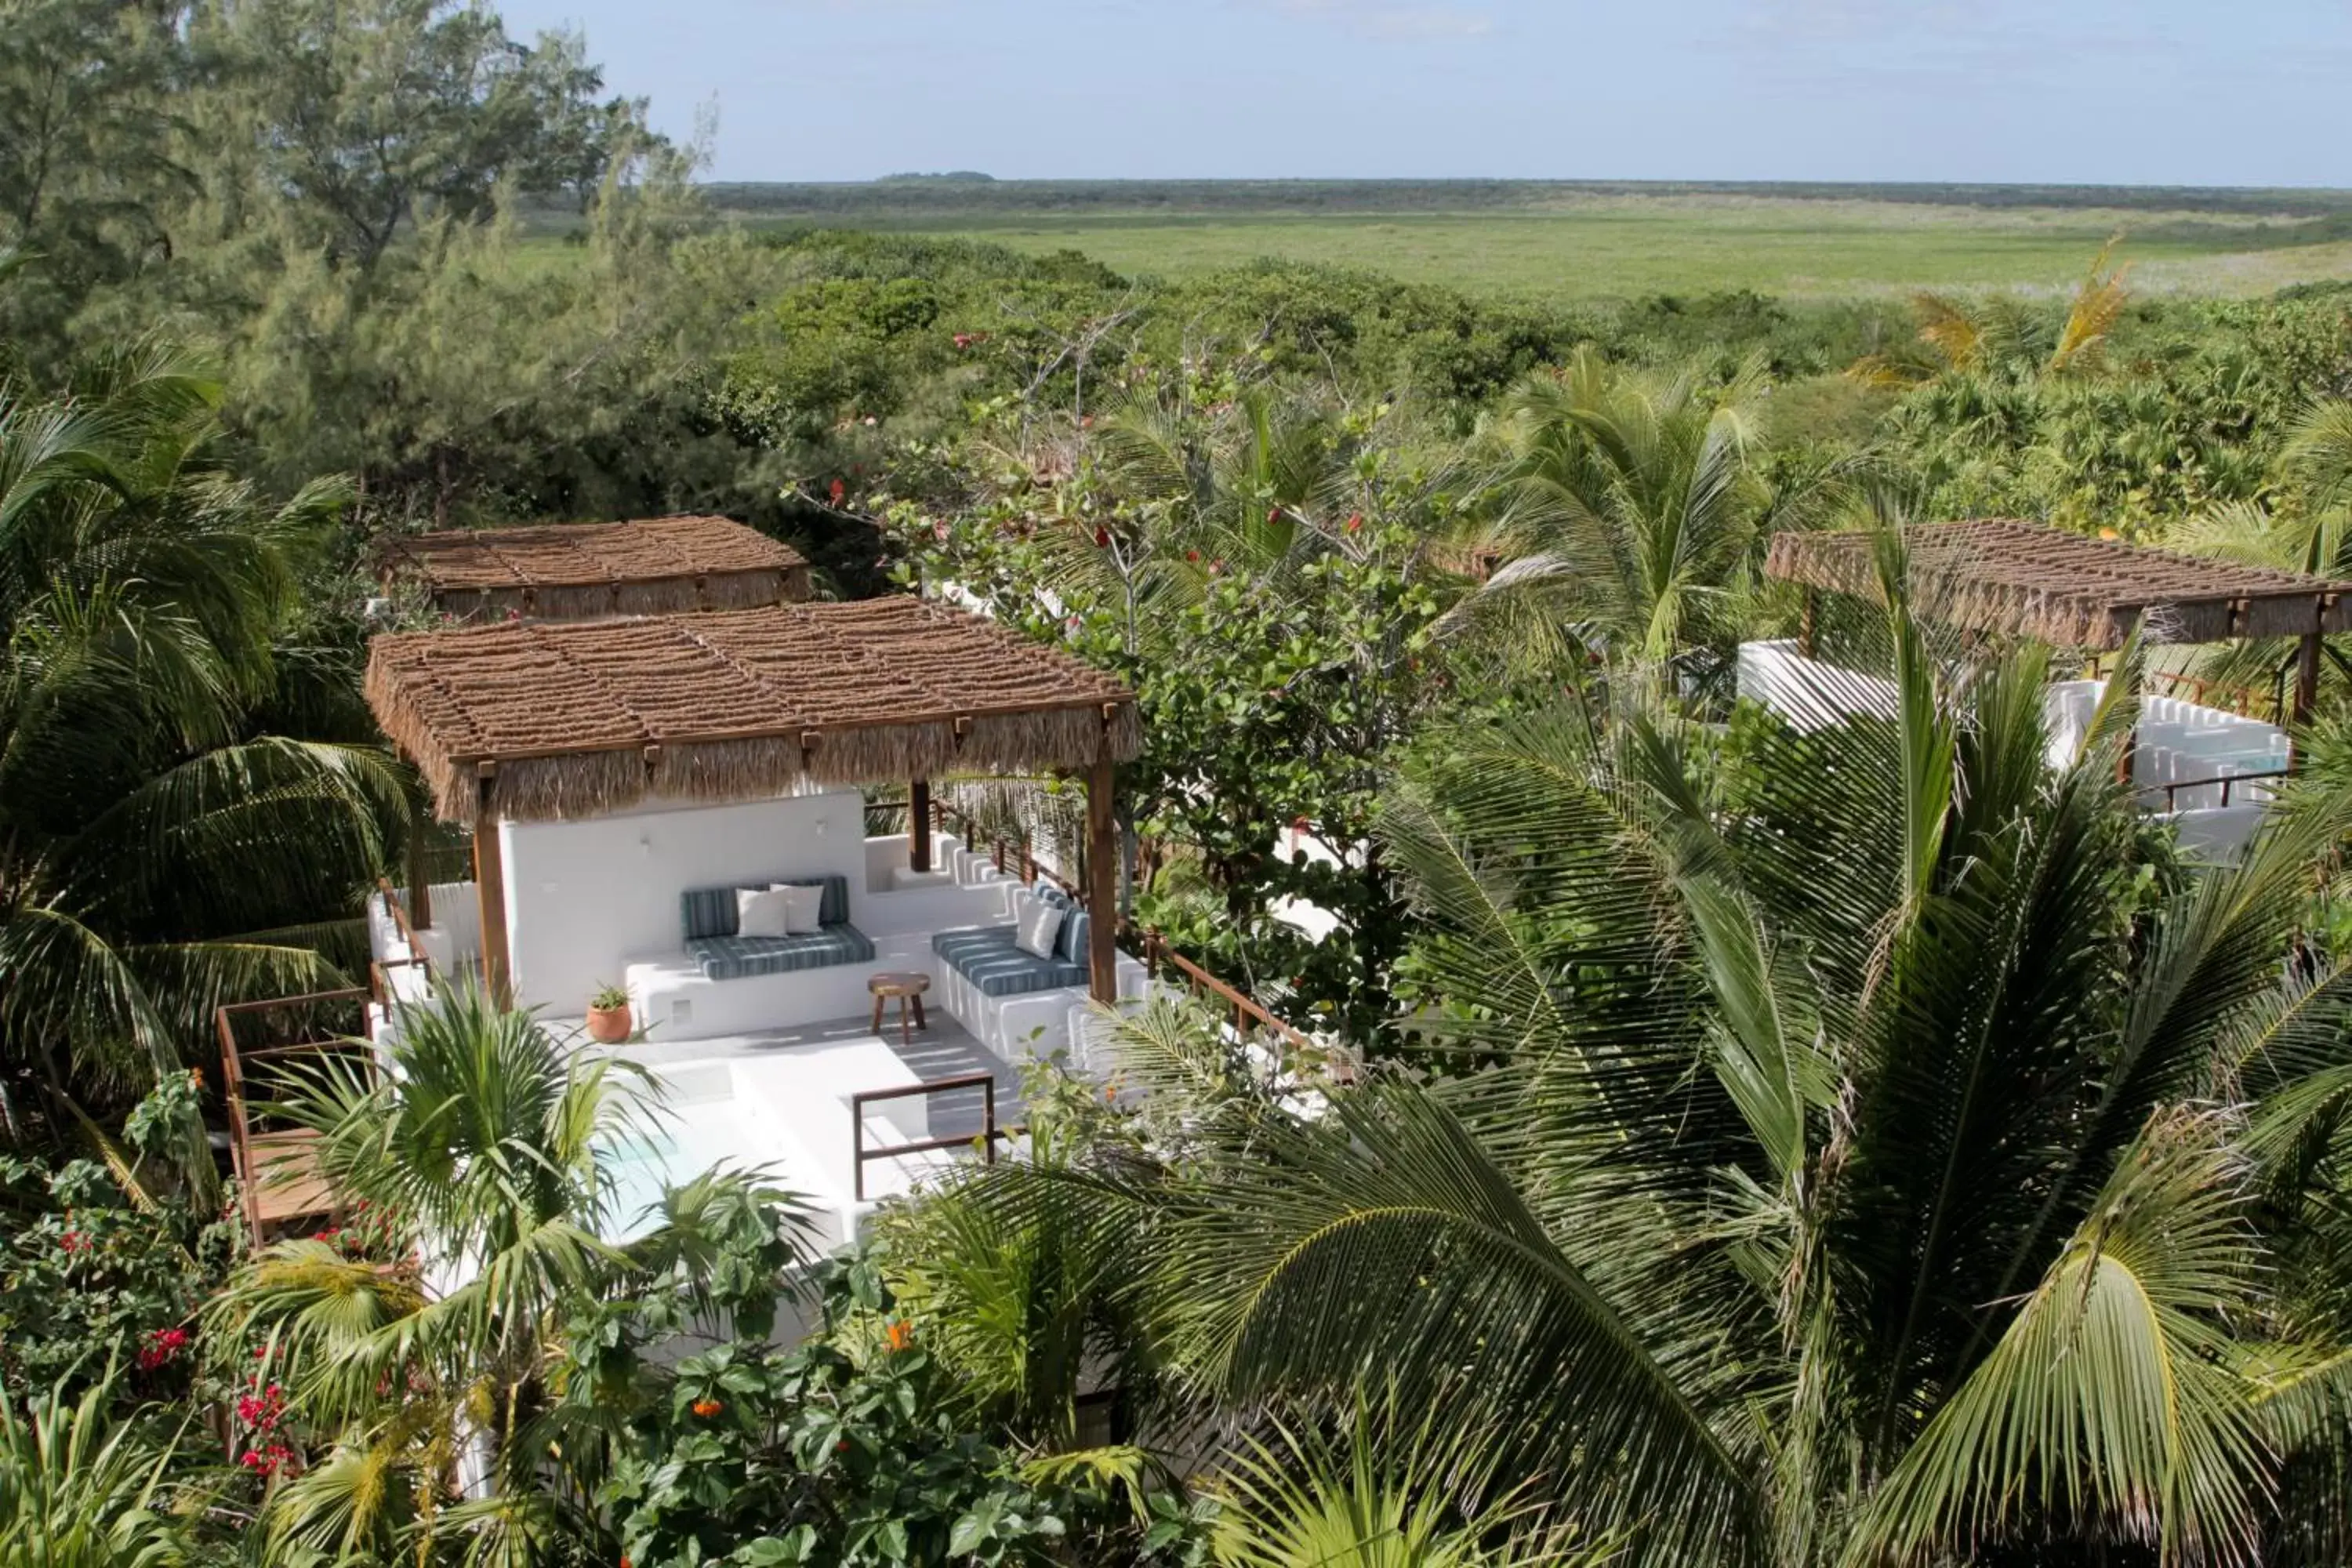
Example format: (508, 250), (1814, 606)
(598, 1065), (799, 1240)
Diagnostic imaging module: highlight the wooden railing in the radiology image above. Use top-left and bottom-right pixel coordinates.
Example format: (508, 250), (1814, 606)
(215, 986), (372, 1243)
(1138, 930), (1318, 1058)
(851, 1071), (1005, 1201)
(376, 876), (434, 976)
(2146, 669), (2285, 724)
(873, 793), (1086, 900)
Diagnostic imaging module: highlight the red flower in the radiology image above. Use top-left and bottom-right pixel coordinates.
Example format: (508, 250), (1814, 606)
(58, 1230), (85, 1254)
(1185, 550), (1200, 563)
(1093, 526), (1110, 548)
(137, 1327), (188, 1371)
(829, 477), (847, 506)
(691, 1398), (724, 1417)
(1345, 512), (1363, 535)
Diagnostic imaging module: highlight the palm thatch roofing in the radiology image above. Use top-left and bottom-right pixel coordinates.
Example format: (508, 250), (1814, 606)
(367, 597), (1142, 822)
(1766, 520), (2352, 651)
(383, 515), (811, 622)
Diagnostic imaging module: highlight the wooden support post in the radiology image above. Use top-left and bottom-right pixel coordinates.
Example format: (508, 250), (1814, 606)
(473, 779), (510, 1003)
(909, 778), (932, 873)
(1087, 757), (1118, 1004)
(405, 803), (433, 934)
(1798, 589), (1818, 659)
(2115, 655), (2140, 788)
(2295, 631), (2322, 729)
(2292, 630), (2324, 771)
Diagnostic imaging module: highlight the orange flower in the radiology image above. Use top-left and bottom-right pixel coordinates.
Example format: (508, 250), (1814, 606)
(691, 1399), (724, 1417)
(885, 1319), (913, 1352)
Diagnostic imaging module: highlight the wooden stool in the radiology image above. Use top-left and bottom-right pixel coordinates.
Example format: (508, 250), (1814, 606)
(867, 971), (931, 1045)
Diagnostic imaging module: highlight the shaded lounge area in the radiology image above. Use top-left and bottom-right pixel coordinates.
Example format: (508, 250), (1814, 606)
(1748, 519), (2351, 859)
(364, 593), (1145, 1038)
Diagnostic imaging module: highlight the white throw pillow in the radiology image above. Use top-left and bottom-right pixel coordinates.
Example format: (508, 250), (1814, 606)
(776, 882), (825, 935)
(1014, 896), (1065, 960)
(735, 885), (793, 939)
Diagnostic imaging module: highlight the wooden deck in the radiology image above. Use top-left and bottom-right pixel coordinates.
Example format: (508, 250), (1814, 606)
(241, 1130), (336, 1228)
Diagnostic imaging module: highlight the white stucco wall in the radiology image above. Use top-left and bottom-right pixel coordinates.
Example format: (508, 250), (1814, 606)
(498, 788), (868, 1013)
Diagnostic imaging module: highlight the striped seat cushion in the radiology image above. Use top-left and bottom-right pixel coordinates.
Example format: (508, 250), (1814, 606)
(688, 921), (875, 981)
(681, 873), (851, 940)
(932, 925), (1088, 998)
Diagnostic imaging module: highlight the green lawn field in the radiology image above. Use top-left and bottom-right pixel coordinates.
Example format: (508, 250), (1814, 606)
(694, 183), (2352, 302)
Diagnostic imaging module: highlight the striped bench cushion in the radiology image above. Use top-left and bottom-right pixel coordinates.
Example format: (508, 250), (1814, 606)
(931, 925), (1088, 998)
(681, 873), (851, 940)
(688, 922), (875, 981)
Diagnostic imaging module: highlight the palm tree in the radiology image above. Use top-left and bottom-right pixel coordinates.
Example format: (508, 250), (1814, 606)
(949, 539), (2352, 1565)
(1210, 1404), (1607, 1568)
(1850, 244), (2133, 390)
(1462, 346), (1822, 692)
(207, 979), (813, 1565)
(0, 339), (407, 1161)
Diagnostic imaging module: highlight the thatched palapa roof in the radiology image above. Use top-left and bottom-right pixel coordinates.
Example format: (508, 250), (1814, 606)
(1766, 520), (2352, 651)
(383, 515), (811, 622)
(367, 597), (1142, 822)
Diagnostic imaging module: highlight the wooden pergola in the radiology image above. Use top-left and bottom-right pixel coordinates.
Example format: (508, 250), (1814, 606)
(382, 514), (811, 622)
(364, 596), (1142, 1002)
(1766, 520), (2352, 722)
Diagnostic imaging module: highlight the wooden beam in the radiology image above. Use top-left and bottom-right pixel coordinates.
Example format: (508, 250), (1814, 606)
(1086, 757), (1118, 1004)
(1798, 588), (1817, 659)
(473, 782), (510, 1003)
(909, 778), (932, 873)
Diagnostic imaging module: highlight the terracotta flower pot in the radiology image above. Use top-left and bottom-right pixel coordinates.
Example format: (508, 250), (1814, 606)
(586, 1002), (632, 1044)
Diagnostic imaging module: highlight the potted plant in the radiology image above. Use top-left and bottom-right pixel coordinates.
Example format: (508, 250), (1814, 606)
(586, 982), (633, 1044)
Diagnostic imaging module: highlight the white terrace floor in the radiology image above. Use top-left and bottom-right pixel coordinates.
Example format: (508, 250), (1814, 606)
(584, 1007), (1029, 1250)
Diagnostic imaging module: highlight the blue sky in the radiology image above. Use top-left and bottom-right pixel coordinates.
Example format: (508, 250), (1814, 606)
(495, 1), (2352, 187)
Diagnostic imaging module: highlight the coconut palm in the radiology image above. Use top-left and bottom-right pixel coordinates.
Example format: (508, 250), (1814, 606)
(1461, 345), (1830, 691)
(1850, 244), (2134, 390)
(952, 537), (2352, 1566)
(0, 338), (407, 1158)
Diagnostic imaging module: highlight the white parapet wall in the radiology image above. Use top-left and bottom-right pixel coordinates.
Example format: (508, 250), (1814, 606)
(1737, 641), (2288, 862)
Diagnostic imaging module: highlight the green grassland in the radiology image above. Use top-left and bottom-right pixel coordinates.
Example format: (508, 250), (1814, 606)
(691, 180), (2352, 302)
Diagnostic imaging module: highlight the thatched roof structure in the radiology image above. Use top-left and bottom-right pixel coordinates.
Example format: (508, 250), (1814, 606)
(383, 515), (810, 622)
(1766, 520), (2352, 651)
(368, 597), (1142, 822)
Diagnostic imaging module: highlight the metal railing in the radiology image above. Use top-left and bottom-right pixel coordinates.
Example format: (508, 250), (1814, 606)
(851, 1071), (1006, 1201)
(2155, 767), (2292, 812)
